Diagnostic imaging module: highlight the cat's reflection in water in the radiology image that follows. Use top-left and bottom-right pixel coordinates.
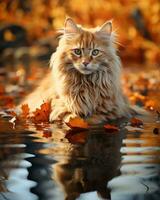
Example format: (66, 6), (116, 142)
(53, 127), (123, 200)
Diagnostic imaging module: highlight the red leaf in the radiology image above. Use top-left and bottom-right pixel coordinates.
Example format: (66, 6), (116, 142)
(42, 130), (52, 138)
(104, 124), (119, 133)
(130, 117), (143, 127)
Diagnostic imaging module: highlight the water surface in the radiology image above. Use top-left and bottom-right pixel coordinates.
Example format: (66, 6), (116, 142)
(0, 115), (160, 200)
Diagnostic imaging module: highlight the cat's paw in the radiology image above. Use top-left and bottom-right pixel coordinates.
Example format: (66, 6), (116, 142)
(49, 100), (70, 122)
(49, 107), (76, 123)
(63, 113), (77, 123)
(49, 109), (68, 122)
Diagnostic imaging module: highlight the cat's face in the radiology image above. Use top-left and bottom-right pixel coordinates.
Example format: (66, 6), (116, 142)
(68, 34), (106, 74)
(58, 18), (114, 75)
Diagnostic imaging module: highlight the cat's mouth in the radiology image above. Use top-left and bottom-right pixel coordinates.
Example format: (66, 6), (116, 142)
(75, 65), (93, 75)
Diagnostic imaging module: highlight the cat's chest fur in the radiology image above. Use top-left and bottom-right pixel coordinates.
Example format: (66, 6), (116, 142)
(62, 72), (114, 117)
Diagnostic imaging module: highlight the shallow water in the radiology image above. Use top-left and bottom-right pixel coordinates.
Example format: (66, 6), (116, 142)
(0, 114), (160, 200)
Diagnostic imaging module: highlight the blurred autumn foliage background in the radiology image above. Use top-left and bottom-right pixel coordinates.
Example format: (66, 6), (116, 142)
(0, 0), (160, 64)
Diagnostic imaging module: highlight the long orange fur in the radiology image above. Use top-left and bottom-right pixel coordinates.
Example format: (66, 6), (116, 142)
(20, 18), (131, 123)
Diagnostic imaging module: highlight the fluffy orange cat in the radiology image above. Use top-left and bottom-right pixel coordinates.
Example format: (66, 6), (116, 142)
(20, 18), (132, 123)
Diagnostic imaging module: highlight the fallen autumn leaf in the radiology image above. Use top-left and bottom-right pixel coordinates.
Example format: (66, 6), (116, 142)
(130, 117), (143, 127)
(104, 124), (119, 133)
(66, 117), (89, 129)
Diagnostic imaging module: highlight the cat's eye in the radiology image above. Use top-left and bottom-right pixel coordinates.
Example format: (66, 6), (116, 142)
(92, 49), (99, 56)
(73, 48), (82, 56)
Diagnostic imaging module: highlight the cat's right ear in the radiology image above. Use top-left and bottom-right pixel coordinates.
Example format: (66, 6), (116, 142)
(98, 21), (112, 36)
(64, 18), (79, 34)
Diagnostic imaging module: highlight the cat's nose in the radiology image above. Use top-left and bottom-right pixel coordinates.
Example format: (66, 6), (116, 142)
(82, 62), (89, 67)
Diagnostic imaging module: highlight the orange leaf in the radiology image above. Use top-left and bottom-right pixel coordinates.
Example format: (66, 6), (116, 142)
(31, 102), (51, 123)
(104, 124), (119, 132)
(130, 117), (143, 127)
(42, 130), (52, 138)
(66, 117), (89, 129)
(21, 104), (30, 118)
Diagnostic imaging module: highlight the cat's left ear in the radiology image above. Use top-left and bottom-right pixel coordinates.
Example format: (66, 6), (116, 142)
(98, 21), (112, 35)
(64, 18), (79, 34)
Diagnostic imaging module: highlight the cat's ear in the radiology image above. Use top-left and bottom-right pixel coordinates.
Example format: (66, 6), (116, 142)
(98, 21), (112, 35)
(64, 18), (79, 34)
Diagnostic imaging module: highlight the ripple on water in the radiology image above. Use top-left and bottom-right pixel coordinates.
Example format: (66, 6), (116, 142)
(108, 122), (160, 200)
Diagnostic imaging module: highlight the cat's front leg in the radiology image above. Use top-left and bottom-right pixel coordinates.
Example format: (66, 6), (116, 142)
(49, 100), (67, 122)
(49, 100), (77, 122)
(50, 110), (77, 123)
